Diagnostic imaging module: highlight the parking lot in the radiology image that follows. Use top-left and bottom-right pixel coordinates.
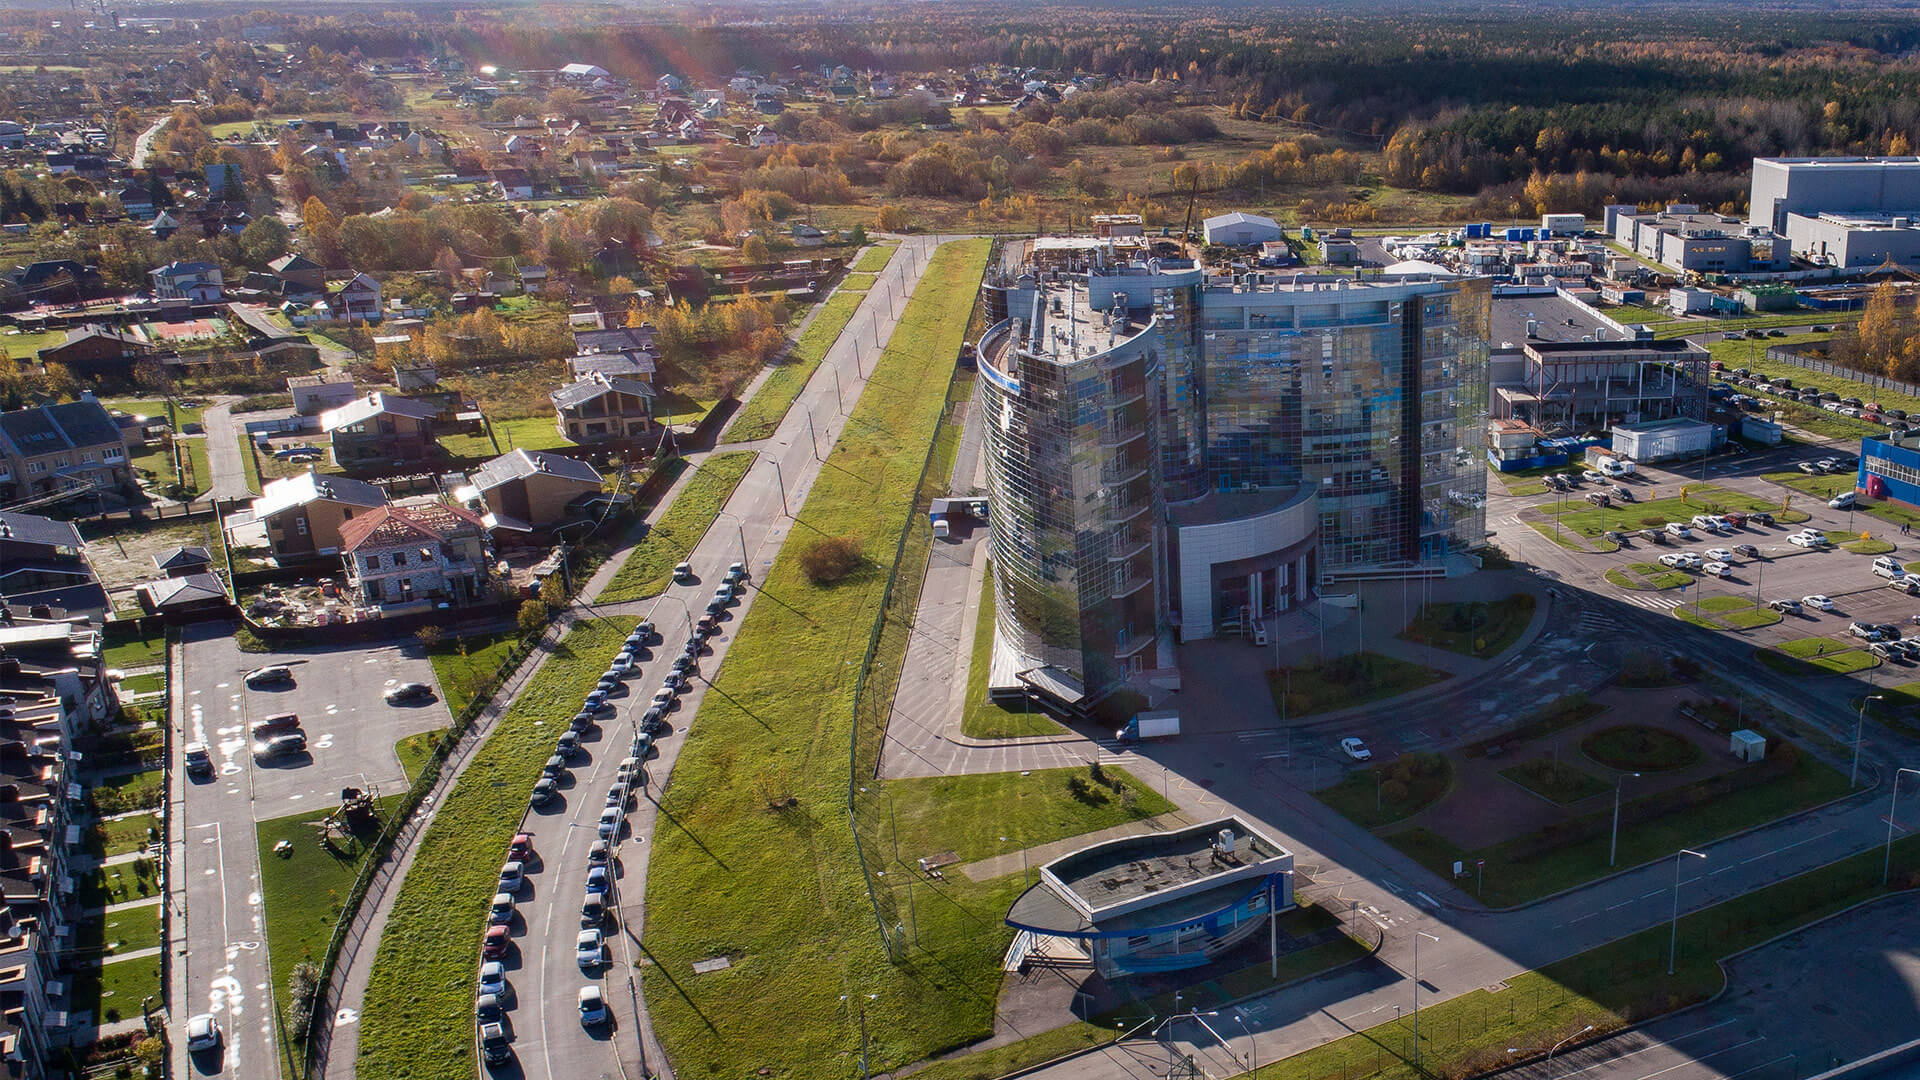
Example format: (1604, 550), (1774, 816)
(173, 621), (453, 1079)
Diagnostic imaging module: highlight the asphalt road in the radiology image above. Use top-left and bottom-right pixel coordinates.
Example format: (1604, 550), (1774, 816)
(503, 237), (945, 1080)
(169, 622), (452, 1080)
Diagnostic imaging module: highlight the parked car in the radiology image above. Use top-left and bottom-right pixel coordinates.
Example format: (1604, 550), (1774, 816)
(475, 992), (503, 1025)
(1850, 621), (1885, 640)
(579, 984), (611, 1026)
(244, 665), (293, 688)
(673, 562), (695, 583)
(1702, 561), (1732, 577)
(186, 1014), (222, 1054)
(508, 833), (534, 862)
(1789, 533), (1824, 548)
(1769, 598), (1804, 614)
(252, 732), (307, 761)
(1613, 485), (1634, 501)
(588, 839), (611, 866)
(587, 865), (611, 894)
(557, 731), (581, 757)
(481, 1022), (512, 1066)
(597, 807), (622, 840)
(1705, 548), (1735, 562)
(1874, 556), (1907, 579)
(1666, 523), (1693, 540)
(488, 892), (516, 926)
(384, 681), (435, 704)
(1804, 594), (1835, 611)
(497, 861), (524, 893)
(1830, 491), (1857, 510)
(530, 778), (557, 807)
(482, 925), (510, 960)
(576, 929), (604, 968)
(478, 960), (508, 998)
(1734, 544), (1760, 558)
(1339, 737), (1371, 761)
(185, 741), (213, 776)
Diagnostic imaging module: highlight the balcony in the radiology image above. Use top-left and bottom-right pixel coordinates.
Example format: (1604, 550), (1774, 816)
(1112, 573), (1153, 599)
(1100, 425), (1146, 449)
(1114, 633), (1156, 660)
(1108, 535), (1152, 563)
(1111, 501), (1150, 526)
(1101, 463), (1148, 487)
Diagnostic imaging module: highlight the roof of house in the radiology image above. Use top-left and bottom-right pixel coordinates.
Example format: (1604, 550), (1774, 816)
(573, 325), (656, 354)
(551, 374), (657, 410)
(0, 398), (123, 459)
(42, 325), (146, 355)
(268, 253), (321, 273)
(142, 572), (227, 608)
(338, 502), (486, 552)
(569, 350), (656, 379)
(321, 392), (440, 431)
(0, 511), (83, 550)
(330, 271), (380, 294)
(470, 448), (603, 492)
(251, 469), (386, 519)
(153, 545), (212, 571)
(150, 259), (221, 278)
(1203, 211), (1281, 231)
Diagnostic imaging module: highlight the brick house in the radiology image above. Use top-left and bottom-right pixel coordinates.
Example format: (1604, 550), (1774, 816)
(339, 503), (490, 607)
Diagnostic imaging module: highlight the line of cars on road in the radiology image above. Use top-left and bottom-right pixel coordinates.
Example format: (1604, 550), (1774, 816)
(1717, 365), (1913, 430)
(479, 562), (750, 1068)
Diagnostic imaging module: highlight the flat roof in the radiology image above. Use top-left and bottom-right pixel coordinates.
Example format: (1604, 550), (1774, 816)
(1050, 817), (1284, 913)
(1492, 294), (1601, 345)
(1166, 486), (1306, 528)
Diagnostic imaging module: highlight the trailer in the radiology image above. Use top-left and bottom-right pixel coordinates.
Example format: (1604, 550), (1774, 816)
(1116, 710), (1180, 742)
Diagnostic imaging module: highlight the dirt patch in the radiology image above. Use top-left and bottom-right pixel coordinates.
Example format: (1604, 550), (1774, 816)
(85, 518), (226, 596)
(1395, 684), (1743, 852)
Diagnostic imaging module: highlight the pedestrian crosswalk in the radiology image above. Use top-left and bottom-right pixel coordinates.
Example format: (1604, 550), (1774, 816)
(1621, 594), (1683, 611)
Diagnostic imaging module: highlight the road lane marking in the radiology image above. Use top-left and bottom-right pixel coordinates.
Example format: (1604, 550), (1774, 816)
(1629, 1037), (1767, 1080)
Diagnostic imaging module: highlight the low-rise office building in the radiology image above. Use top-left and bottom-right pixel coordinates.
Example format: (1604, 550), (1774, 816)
(1490, 338), (1710, 434)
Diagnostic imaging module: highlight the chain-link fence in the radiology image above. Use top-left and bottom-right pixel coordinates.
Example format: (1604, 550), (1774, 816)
(1766, 342), (1920, 398)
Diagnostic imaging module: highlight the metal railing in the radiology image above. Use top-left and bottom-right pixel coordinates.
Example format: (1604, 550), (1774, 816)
(1765, 342), (1920, 398)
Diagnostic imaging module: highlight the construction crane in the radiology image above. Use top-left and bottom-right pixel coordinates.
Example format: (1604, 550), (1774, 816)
(1180, 172), (1201, 245)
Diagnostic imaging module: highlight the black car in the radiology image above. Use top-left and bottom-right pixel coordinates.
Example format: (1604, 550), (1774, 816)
(384, 682), (435, 705)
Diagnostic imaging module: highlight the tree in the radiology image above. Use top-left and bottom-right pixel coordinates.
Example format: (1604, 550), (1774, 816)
(848, 222), (868, 246)
(433, 246), (463, 285)
(875, 204), (912, 232)
(740, 235), (770, 263)
(517, 599), (549, 634)
(239, 216), (290, 268)
(540, 572), (568, 610)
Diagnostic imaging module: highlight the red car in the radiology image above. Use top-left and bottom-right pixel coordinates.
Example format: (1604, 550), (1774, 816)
(507, 833), (534, 862)
(481, 924), (510, 960)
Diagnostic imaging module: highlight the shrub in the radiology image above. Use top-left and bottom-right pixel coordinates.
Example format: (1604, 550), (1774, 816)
(516, 599), (549, 635)
(286, 959), (320, 1033)
(799, 534), (863, 583)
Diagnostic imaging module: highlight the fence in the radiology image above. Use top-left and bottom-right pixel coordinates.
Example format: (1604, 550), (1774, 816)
(300, 620), (553, 1078)
(846, 373), (969, 961)
(1765, 342), (1920, 399)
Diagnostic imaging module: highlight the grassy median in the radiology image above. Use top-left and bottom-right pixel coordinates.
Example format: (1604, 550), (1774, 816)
(355, 620), (629, 1079)
(723, 289), (867, 443)
(642, 239), (1042, 1079)
(853, 241), (899, 272)
(962, 565), (1066, 739)
(596, 452), (756, 603)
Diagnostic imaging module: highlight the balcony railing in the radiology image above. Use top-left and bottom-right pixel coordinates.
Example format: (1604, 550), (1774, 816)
(1108, 536), (1152, 563)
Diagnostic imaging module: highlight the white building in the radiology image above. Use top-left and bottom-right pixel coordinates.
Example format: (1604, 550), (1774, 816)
(1202, 212), (1283, 247)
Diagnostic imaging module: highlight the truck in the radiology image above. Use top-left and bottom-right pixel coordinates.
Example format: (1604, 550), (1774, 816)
(1116, 710), (1180, 743)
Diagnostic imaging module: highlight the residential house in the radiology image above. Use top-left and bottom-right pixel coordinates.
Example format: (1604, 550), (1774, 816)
(138, 572), (230, 619)
(146, 210), (180, 240)
(0, 397), (132, 505)
(116, 180), (153, 219)
(517, 265), (548, 291)
(338, 503), (490, 607)
(491, 168), (534, 200)
(458, 448), (606, 533)
(244, 470), (387, 559)
(2, 261), (97, 305)
(152, 545), (212, 577)
(591, 238), (638, 276)
(321, 393), (441, 466)
(656, 73), (686, 95)
(0, 511), (106, 621)
(149, 260), (223, 302)
(573, 149), (620, 177)
(267, 252), (325, 295)
(790, 222), (826, 248)
(552, 373), (656, 444)
(0, 122), (25, 150)
(35, 326), (150, 379)
(746, 124), (780, 149)
(502, 134), (537, 157)
(318, 272), (382, 322)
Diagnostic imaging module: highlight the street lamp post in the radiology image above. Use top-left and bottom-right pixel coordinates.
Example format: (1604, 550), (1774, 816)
(1526, 1025), (1595, 1080)
(1232, 1013), (1257, 1074)
(762, 454), (790, 518)
(714, 510), (750, 567)
(1668, 848), (1708, 975)
(1413, 930), (1439, 1069)
(1609, 772), (1641, 867)
(1885, 767), (1920, 885)
(1855, 688), (1884, 788)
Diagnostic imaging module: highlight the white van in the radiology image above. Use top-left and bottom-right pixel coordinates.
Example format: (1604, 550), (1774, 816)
(932, 518), (951, 540)
(1874, 555), (1906, 579)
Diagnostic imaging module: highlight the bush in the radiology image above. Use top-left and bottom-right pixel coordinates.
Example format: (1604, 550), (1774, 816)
(516, 599), (549, 635)
(286, 959), (320, 1034)
(799, 534), (863, 582)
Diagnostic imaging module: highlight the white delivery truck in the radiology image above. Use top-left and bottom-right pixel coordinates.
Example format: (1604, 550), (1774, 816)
(1116, 710), (1180, 742)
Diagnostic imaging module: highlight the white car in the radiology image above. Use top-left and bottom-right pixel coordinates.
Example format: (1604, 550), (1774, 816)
(576, 929), (603, 968)
(186, 1013), (221, 1053)
(1788, 534), (1823, 548)
(1804, 594), (1835, 611)
(1702, 561), (1732, 577)
(1705, 548), (1736, 562)
(478, 960), (508, 998)
(579, 984), (610, 1026)
(1339, 737), (1371, 761)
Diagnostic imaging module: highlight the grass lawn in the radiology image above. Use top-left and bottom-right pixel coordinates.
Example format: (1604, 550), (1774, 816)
(90, 771), (165, 816)
(438, 415), (572, 460)
(1501, 758), (1611, 804)
(102, 908), (159, 956)
(962, 565), (1065, 739)
(89, 812), (161, 859)
(237, 430), (263, 494)
(1397, 593), (1534, 658)
(723, 288), (867, 444)
(118, 672), (164, 697)
(1757, 637), (1879, 677)
(1465, 694), (1607, 757)
(1386, 743), (1849, 907)
(2, 327), (66, 360)
(102, 630), (166, 671)
(1539, 484), (1802, 538)
(1581, 725), (1704, 771)
(1244, 831), (1920, 1080)
(1527, 518), (1620, 553)
(94, 951), (161, 1022)
(394, 729), (447, 783)
(597, 452), (756, 603)
(886, 767), (1174, 867)
(853, 242), (899, 273)
(1269, 652), (1451, 720)
(358, 621), (630, 1079)
(1765, 470), (1855, 501)
(99, 397), (207, 431)
(1671, 595), (1782, 632)
(259, 796), (401, 1053)
(181, 436), (213, 496)
(1315, 753), (1452, 828)
(905, 1023), (1116, 1080)
(1823, 529), (1896, 555)
(841, 271), (879, 292)
(426, 630), (525, 719)
(1605, 564), (1692, 590)
(637, 240), (1001, 1080)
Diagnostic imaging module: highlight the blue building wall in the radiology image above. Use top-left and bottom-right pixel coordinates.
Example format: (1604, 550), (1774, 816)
(1861, 437), (1920, 507)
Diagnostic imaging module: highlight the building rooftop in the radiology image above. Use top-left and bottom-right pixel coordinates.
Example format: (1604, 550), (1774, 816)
(1166, 486), (1307, 528)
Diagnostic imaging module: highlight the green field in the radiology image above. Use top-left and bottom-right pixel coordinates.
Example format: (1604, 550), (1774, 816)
(426, 631), (525, 718)
(1757, 636), (1879, 677)
(394, 729), (447, 783)
(1397, 594), (1534, 658)
(102, 630), (166, 671)
(640, 239), (1002, 1080)
(1672, 595), (1782, 632)
(1316, 753), (1452, 827)
(1500, 758), (1610, 805)
(357, 621), (630, 1078)
(2, 328), (65, 360)
(596, 452), (755, 603)
(1538, 484), (1802, 538)
(962, 565), (1065, 739)
(722, 289), (867, 444)
(853, 242), (899, 273)
(437, 415), (572, 459)
(1605, 563), (1692, 590)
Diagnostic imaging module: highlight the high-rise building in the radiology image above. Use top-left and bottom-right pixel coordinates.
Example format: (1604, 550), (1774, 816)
(978, 255), (1490, 707)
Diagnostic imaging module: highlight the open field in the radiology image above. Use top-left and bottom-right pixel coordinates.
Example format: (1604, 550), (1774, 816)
(1538, 484), (1803, 538)
(1397, 594), (1533, 658)
(722, 288), (867, 443)
(597, 452), (755, 603)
